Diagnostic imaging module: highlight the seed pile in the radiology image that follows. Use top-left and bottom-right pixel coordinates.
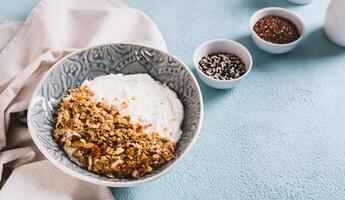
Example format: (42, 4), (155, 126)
(198, 53), (246, 80)
(253, 15), (300, 44)
(54, 86), (175, 178)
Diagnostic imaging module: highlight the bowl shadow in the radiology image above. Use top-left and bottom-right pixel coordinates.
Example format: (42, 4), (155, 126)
(240, 0), (296, 9)
(112, 188), (136, 199)
(295, 27), (345, 59)
(190, 68), (234, 105)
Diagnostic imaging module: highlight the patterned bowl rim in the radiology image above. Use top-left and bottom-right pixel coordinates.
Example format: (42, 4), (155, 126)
(27, 43), (204, 187)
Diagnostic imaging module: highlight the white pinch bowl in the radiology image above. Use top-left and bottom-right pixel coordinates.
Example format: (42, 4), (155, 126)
(193, 39), (253, 89)
(250, 7), (305, 54)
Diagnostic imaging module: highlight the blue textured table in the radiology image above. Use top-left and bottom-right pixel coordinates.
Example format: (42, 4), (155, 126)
(2, 0), (345, 199)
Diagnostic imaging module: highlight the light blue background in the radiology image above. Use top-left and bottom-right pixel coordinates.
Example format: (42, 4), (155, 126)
(2, 0), (345, 199)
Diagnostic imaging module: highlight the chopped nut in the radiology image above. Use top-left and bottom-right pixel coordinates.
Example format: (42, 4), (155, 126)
(91, 145), (101, 158)
(85, 143), (94, 149)
(127, 148), (135, 157)
(98, 100), (111, 111)
(147, 166), (152, 172)
(131, 170), (139, 178)
(62, 110), (70, 120)
(87, 156), (93, 170)
(111, 160), (124, 171)
(65, 138), (71, 147)
(114, 147), (125, 155)
(71, 139), (86, 148)
(100, 156), (108, 161)
(53, 86), (175, 179)
(105, 147), (114, 155)
(121, 101), (128, 109)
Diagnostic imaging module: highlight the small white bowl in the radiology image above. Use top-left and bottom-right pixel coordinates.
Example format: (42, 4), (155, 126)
(250, 7), (305, 54)
(193, 39), (253, 89)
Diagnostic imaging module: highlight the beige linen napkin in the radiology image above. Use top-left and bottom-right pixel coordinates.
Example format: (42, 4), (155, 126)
(0, 0), (167, 199)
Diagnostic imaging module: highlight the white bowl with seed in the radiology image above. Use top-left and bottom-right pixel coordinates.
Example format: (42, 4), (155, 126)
(193, 39), (253, 89)
(250, 7), (305, 54)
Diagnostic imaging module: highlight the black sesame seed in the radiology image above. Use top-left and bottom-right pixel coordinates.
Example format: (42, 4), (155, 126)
(198, 53), (246, 80)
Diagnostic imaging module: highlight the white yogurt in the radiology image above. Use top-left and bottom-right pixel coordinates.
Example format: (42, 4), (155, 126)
(82, 74), (184, 143)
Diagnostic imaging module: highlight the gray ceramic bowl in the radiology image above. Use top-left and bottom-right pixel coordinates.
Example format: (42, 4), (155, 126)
(28, 43), (203, 187)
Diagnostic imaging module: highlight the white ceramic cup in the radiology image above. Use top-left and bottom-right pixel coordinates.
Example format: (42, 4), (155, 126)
(193, 39), (253, 89)
(250, 7), (305, 54)
(325, 0), (345, 47)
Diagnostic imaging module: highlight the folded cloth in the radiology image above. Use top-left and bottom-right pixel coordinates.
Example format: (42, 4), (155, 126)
(0, 21), (23, 52)
(0, 0), (167, 199)
(1, 160), (114, 200)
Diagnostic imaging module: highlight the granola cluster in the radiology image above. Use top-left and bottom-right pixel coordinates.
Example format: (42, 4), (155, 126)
(54, 86), (175, 178)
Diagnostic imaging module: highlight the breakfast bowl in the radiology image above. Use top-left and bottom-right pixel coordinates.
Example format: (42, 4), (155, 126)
(193, 39), (253, 89)
(250, 7), (305, 54)
(27, 43), (203, 187)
